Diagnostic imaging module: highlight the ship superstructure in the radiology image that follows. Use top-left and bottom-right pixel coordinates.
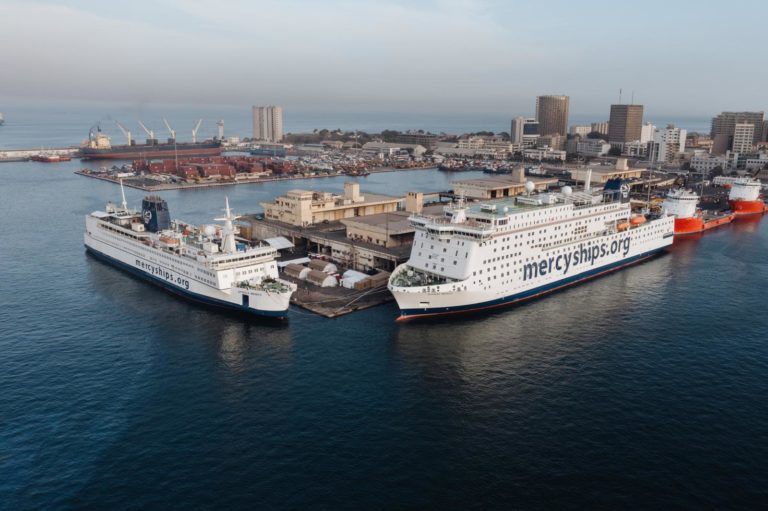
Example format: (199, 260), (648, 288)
(388, 180), (675, 320)
(728, 178), (767, 216)
(84, 186), (295, 318)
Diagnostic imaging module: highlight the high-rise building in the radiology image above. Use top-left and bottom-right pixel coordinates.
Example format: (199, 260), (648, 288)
(651, 124), (687, 163)
(252, 106), (284, 142)
(608, 104), (643, 144)
(640, 122), (656, 144)
(732, 123), (755, 154)
(590, 121), (609, 135)
(535, 95), (569, 136)
(511, 117), (539, 147)
(710, 111), (763, 153)
(510, 117), (525, 144)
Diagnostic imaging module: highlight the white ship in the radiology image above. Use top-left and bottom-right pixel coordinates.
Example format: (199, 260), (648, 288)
(389, 179), (675, 320)
(84, 185), (296, 318)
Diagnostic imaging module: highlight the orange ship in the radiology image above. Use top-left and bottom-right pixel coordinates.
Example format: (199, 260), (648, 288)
(662, 188), (735, 235)
(727, 178), (767, 216)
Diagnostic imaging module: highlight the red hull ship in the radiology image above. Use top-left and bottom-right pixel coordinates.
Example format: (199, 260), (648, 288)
(727, 178), (767, 216)
(662, 189), (735, 235)
(31, 154), (72, 163)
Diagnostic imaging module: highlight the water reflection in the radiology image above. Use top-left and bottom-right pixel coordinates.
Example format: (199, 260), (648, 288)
(391, 253), (676, 391)
(85, 253), (292, 352)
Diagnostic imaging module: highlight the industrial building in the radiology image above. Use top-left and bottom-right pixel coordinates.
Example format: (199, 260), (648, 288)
(260, 182), (400, 227)
(569, 159), (644, 185)
(452, 166), (557, 200)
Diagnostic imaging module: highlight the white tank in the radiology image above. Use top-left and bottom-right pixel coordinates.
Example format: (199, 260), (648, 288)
(729, 178), (761, 201)
(661, 189), (698, 219)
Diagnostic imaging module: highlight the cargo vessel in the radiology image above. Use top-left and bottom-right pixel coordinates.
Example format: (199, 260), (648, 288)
(84, 187), (296, 318)
(31, 153), (72, 163)
(80, 126), (221, 160)
(388, 179), (674, 321)
(661, 188), (735, 235)
(728, 178), (767, 216)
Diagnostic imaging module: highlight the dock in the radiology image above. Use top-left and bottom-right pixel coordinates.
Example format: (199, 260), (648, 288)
(285, 275), (394, 318)
(0, 147), (79, 162)
(74, 165), (439, 191)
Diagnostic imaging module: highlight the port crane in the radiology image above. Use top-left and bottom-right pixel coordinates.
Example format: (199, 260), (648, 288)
(114, 120), (132, 145)
(162, 117), (176, 141)
(137, 120), (155, 141)
(192, 119), (203, 143)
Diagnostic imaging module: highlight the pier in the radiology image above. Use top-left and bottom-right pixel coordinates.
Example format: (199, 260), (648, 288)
(0, 146), (79, 162)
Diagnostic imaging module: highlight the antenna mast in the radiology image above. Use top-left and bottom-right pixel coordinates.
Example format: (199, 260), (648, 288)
(120, 179), (128, 210)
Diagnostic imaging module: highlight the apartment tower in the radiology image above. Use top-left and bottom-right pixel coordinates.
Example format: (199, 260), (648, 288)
(252, 106), (284, 142)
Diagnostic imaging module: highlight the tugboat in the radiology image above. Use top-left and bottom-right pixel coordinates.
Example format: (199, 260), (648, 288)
(661, 188), (735, 235)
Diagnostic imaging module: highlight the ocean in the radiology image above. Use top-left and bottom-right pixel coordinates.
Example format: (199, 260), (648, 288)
(0, 102), (713, 150)
(1, 158), (767, 509)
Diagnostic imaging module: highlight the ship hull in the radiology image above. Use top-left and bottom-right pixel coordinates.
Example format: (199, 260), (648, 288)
(728, 199), (767, 216)
(393, 248), (664, 321)
(80, 143), (221, 160)
(674, 213), (735, 235)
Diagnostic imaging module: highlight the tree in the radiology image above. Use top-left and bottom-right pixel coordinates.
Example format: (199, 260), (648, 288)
(709, 166), (724, 179)
(587, 131), (609, 141)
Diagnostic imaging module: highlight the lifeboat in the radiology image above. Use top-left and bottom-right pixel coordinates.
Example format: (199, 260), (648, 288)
(617, 222), (630, 231)
(630, 215), (646, 226)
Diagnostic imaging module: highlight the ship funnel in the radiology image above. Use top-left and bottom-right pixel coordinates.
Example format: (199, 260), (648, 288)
(583, 168), (592, 192)
(141, 196), (171, 232)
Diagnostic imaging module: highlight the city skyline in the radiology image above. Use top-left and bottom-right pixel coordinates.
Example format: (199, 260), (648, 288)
(1, 0), (767, 117)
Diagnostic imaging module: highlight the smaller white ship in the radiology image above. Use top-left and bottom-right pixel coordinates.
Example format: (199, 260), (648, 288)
(84, 183), (296, 318)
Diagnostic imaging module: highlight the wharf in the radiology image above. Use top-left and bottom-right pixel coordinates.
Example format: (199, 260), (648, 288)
(285, 275), (394, 318)
(74, 165), (438, 191)
(1, 147), (79, 162)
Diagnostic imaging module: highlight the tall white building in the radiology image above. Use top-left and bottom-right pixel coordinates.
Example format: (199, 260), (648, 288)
(252, 106), (284, 142)
(640, 122), (656, 144)
(732, 123), (754, 154)
(510, 117), (525, 144)
(652, 124), (687, 163)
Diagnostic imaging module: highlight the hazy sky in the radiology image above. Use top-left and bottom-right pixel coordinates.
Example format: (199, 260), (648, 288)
(1, 0), (766, 117)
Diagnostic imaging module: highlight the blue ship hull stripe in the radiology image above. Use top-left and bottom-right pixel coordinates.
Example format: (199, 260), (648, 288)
(398, 249), (665, 319)
(85, 246), (288, 319)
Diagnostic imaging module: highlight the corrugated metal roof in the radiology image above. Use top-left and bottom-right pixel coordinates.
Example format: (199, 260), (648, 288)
(265, 236), (294, 250)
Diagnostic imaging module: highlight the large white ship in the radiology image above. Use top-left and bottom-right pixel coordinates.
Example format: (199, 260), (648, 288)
(389, 179), (675, 320)
(84, 186), (296, 318)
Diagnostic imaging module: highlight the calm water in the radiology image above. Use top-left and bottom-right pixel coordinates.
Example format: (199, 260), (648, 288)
(0, 102), (713, 149)
(2, 161), (768, 510)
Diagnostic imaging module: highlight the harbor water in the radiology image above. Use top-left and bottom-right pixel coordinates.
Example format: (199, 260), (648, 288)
(1, 161), (768, 509)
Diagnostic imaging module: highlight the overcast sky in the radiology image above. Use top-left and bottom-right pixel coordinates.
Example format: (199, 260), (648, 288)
(1, 0), (766, 117)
